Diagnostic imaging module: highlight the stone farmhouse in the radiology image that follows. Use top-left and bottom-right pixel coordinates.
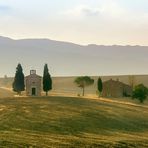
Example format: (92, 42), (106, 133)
(102, 79), (132, 98)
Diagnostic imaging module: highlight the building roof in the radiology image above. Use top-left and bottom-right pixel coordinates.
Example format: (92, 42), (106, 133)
(103, 79), (131, 88)
(26, 74), (42, 78)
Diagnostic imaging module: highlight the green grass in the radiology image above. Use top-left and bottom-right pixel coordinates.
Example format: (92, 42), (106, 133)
(0, 96), (148, 147)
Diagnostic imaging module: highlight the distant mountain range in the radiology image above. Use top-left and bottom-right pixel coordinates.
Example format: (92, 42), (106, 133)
(0, 36), (148, 77)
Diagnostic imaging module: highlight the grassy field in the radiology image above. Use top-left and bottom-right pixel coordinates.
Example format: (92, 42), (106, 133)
(0, 95), (148, 148)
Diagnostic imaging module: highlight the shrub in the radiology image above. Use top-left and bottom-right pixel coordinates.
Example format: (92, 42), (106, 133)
(132, 84), (148, 103)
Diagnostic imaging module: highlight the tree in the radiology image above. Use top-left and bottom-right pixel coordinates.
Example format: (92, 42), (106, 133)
(132, 84), (148, 103)
(74, 76), (94, 96)
(43, 64), (52, 96)
(97, 77), (103, 97)
(129, 75), (136, 90)
(12, 63), (25, 95)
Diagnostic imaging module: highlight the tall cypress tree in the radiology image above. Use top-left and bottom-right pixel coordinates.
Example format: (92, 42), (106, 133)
(97, 77), (103, 97)
(43, 64), (52, 96)
(12, 63), (25, 95)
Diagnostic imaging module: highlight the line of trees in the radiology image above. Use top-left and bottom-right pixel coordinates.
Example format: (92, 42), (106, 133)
(12, 63), (52, 96)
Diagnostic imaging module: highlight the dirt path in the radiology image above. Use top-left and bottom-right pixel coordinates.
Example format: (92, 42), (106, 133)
(87, 96), (148, 109)
(0, 87), (12, 91)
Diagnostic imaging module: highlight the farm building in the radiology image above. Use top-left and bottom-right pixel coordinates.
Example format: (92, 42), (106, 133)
(102, 79), (132, 98)
(25, 70), (42, 96)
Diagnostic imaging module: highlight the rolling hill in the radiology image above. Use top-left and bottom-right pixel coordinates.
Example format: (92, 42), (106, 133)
(0, 36), (148, 77)
(0, 96), (148, 147)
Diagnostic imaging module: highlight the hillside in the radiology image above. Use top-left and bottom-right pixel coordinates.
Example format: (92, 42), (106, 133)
(0, 36), (148, 76)
(0, 96), (148, 147)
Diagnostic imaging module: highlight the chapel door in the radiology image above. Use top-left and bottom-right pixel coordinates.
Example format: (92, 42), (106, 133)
(32, 88), (36, 96)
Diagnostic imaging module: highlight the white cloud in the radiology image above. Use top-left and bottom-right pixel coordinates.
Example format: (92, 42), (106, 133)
(61, 1), (148, 25)
(62, 5), (100, 18)
(61, 0), (127, 18)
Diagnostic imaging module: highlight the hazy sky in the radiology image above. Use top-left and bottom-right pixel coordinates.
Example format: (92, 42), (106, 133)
(0, 0), (148, 45)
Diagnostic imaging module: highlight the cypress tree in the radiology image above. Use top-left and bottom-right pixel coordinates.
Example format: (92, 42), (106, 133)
(12, 63), (25, 95)
(43, 64), (52, 96)
(97, 77), (103, 97)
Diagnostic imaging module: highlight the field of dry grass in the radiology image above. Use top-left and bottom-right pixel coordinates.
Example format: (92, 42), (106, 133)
(0, 94), (148, 147)
(0, 76), (148, 147)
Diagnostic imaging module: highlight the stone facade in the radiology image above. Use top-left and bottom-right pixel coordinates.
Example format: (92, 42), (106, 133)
(102, 79), (132, 98)
(25, 70), (42, 96)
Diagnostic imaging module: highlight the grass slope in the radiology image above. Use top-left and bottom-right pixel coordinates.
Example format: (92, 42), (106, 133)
(0, 96), (148, 148)
(0, 88), (14, 98)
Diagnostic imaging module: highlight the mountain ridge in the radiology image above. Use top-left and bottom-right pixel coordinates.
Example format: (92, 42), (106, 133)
(0, 36), (147, 47)
(0, 36), (148, 77)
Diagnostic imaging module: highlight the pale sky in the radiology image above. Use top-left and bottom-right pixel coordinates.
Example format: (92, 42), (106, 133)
(0, 0), (148, 45)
